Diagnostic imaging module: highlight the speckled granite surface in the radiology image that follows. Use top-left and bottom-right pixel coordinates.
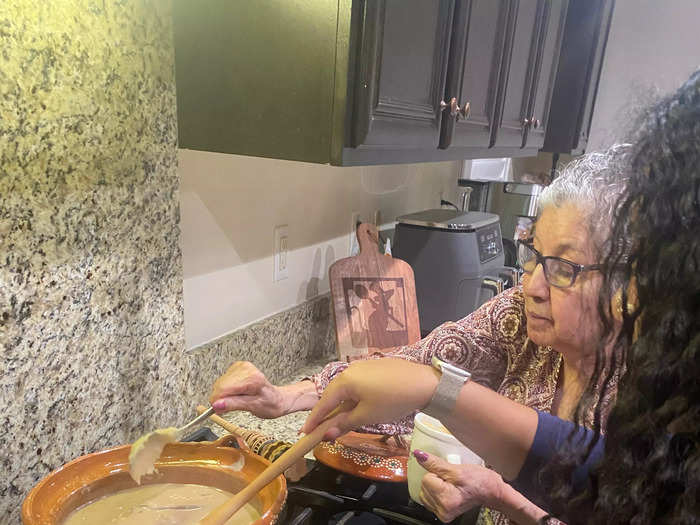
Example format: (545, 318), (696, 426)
(187, 294), (336, 386)
(0, 3), (339, 523)
(0, 2), (182, 523)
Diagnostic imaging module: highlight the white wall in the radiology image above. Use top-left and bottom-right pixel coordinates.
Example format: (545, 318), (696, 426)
(180, 150), (461, 348)
(588, 0), (700, 150)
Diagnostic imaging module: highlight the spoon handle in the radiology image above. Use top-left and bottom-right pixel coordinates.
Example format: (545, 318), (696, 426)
(196, 405), (247, 437)
(178, 406), (215, 437)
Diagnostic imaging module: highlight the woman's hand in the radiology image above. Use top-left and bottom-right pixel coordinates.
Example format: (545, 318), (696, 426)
(301, 358), (439, 440)
(414, 451), (504, 523)
(210, 361), (319, 418)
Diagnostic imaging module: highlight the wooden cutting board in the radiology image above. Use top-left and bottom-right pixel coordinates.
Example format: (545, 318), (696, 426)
(329, 223), (420, 361)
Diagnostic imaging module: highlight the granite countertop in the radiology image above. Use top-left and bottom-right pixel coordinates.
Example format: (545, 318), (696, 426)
(206, 358), (334, 444)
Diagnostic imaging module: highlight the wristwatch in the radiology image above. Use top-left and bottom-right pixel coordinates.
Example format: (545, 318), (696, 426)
(422, 356), (471, 422)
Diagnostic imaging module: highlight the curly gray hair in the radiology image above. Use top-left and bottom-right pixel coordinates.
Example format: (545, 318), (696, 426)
(537, 144), (631, 258)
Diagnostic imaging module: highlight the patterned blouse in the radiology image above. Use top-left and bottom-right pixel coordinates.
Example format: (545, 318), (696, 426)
(311, 286), (617, 525)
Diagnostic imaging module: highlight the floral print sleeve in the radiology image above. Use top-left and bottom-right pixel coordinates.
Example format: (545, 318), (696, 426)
(309, 287), (529, 434)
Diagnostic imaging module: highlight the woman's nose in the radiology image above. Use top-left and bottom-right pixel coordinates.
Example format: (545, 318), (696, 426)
(523, 263), (549, 300)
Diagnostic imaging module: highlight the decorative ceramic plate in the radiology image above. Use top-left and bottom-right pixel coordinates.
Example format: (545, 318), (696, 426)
(313, 431), (409, 482)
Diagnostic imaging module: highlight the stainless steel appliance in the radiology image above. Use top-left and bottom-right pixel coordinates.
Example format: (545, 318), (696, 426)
(485, 182), (542, 241)
(393, 209), (514, 336)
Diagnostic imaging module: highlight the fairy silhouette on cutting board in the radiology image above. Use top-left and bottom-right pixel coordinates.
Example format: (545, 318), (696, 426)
(351, 280), (406, 348)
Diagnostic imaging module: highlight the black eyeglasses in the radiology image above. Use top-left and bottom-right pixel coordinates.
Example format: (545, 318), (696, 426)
(516, 240), (602, 288)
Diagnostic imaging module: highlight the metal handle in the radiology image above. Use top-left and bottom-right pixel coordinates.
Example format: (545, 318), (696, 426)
(460, 187), (473, 211)
(522, 117), (540, 129)
(458, 101), (471, 120)
(498, 267), (521, 288)
(482, 277), (505, 297)
(178, 405), (215, 436)
(440, 97), (460, 117)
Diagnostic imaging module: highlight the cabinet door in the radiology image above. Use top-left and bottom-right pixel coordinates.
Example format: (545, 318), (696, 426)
(523, 0), (567, 149)
(351, 0), (454, 149)
(542, 0), (614, 154)
(572, 0), (614, 153)
(491, 0), (544, 149)
(440, 0), (511, 149)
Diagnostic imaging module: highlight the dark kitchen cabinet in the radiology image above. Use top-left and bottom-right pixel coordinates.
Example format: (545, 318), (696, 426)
(492, 0), (544, 149)
(542, 0), (615, 154)
(490, 0), (566, 150)
(173, 0), (570, 166)
(523, 0), (568, 149)
(350, 1), (453, 150)
(440, 0), (510, 150)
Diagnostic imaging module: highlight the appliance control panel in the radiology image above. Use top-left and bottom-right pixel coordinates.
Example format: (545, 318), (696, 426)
(476, 223), (503, 262)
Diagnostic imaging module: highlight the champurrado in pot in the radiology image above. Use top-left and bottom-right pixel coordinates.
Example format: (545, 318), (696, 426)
(62, 483), (260, 524)
(22, 437), (286, 525)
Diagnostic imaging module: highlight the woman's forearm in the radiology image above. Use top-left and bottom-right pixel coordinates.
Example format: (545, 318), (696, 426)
(439, 379), (538, 480)
(302, 359), (538, 480)
(278, 380), (320, 414)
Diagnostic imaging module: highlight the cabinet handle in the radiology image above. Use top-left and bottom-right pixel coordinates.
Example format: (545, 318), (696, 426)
(458, 101), (471, 120)
(440, 97), (460, 117)
(522, 117), (541, 129)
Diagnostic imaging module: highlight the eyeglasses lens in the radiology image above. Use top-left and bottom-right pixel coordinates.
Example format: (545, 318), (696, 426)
(544, 260), (575, 288)
(518, 243), (576, 288)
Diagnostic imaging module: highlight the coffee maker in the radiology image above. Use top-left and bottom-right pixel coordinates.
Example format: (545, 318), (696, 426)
(393, 209), (516, 336)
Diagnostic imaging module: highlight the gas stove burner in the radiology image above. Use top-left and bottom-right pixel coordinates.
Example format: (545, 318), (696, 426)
(284, 462), (479, 525)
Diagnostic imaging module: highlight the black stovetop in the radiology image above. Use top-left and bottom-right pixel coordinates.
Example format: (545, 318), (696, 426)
(284, 461), (479, 525)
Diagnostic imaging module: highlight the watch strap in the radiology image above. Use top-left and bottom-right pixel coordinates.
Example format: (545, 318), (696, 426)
(423, 362), (470, 422)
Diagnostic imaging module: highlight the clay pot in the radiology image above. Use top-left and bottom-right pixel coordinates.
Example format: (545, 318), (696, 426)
(313, 431), (408, 482)
(22, 435), (286, 525)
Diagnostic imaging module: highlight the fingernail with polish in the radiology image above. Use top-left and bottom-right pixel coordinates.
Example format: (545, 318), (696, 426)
(212, 400), (226, 411)
(413, 449), (429, 463)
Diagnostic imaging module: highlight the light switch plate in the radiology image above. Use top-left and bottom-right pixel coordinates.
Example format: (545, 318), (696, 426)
(273, 225), (289, 282)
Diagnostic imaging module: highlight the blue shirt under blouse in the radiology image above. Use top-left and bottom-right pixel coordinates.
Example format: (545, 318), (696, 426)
(511, 410), (605, 514)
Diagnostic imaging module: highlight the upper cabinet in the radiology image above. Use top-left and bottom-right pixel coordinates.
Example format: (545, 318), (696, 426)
(173, 0), (574, 166)
(440, 0), (510, 150)
(542, 0), (615, 154)
(349, 0), (453, 150)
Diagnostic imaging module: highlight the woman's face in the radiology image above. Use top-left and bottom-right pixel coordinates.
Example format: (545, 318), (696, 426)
(522, 203), (603, 359)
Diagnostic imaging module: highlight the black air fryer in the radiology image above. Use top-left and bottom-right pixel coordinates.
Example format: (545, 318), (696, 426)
(393, 209), (511, 336)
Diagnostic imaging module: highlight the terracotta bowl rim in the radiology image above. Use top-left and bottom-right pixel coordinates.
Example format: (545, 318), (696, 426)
(22, 439), (287, 525)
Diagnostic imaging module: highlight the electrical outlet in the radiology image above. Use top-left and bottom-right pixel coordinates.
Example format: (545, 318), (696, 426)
(273, 225), (289, 282)
(349, 212), (361, 256)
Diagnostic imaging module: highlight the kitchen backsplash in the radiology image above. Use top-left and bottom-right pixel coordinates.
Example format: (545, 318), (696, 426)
(187, 294), (336, 387)
(0, 1), (183, 521)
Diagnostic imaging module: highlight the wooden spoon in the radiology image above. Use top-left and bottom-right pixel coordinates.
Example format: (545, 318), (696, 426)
(199, 408), (343, 525)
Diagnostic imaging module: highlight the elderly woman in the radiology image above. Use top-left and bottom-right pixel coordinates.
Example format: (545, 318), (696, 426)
(210, 149), (627, 524)
(302, 70), (700, 525)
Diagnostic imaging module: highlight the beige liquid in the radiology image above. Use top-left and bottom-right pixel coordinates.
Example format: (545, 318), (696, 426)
(62, 483), (261, 525)
(128, 427), (179, 484)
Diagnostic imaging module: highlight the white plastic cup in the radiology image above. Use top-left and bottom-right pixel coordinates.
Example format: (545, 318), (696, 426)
(407, 412), (484, 505)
